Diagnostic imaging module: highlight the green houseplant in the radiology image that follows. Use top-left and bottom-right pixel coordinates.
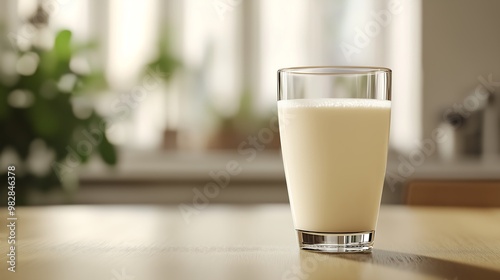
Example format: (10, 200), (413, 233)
(0, 7), (116, 204)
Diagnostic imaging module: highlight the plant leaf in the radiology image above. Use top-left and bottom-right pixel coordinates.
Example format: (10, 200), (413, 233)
(98, 133), (117, 165)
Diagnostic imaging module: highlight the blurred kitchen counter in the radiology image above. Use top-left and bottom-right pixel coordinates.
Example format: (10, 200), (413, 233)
(1, 205), (500, 280)
(79, 150), (500, 182)
(30, 150), (500, 205)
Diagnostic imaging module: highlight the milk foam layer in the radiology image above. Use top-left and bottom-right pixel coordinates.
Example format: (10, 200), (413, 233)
(278, 98), (391, 108)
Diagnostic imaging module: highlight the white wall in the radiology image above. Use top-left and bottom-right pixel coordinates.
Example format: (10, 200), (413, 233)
(422, 0), (500, 139)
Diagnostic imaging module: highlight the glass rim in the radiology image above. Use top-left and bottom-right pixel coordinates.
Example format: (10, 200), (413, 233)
(278, 66), (391, 75)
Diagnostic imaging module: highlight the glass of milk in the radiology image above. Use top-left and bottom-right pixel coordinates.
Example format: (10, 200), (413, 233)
(277, 66), (391, 253)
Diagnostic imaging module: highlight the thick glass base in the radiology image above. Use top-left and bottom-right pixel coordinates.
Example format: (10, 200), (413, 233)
(297, 230), (374, 253)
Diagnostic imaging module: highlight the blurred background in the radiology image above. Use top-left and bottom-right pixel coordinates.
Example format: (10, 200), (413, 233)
(0, 0), (499, 206)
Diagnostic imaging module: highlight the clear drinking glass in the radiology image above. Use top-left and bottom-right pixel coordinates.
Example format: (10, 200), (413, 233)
(277, 66), (391, 253)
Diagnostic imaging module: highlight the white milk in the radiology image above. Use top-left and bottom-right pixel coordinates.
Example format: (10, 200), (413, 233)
(278, 98), (391, 233)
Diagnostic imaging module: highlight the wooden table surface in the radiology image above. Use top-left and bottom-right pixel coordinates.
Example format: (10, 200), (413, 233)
(1, 205), (500, 280)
